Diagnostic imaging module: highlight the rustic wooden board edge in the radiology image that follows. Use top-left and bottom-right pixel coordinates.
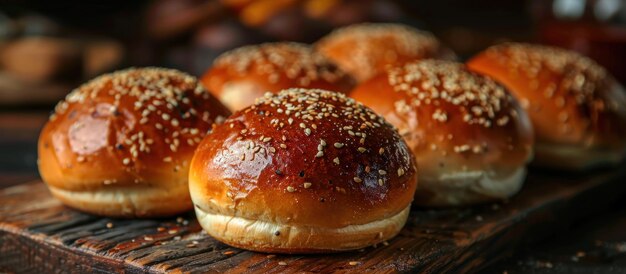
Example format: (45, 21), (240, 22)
(1, 166), (626, 273)
(0, 229), (147, 274)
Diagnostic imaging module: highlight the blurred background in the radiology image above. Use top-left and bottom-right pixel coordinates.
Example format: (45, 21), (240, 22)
(0, 0), (625, 183)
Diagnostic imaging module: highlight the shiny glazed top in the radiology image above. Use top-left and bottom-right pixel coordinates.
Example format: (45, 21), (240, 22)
(468, 43), (626, 149)
(351, 60), (534, 182)
(39, 67), (232, 191)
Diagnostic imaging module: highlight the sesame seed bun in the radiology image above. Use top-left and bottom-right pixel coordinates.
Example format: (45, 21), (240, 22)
(351, 60), (534, 207)
(468, 43), (626, 169)
(189, 88), (417, 253)
(315, 23), (456, 82)
(38, 67), (231, 217)
(201, 42), (354, 111)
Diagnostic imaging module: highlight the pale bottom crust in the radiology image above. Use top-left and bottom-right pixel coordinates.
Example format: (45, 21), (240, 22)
(194, 205), (411, 254)
(413, 167), (526, 207)
(533, 143), (625, 170)
(48, 184), (192, 218)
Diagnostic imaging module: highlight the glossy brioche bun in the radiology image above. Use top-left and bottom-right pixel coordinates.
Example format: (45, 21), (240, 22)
(189, 88), (417, 253)
(351, 60), (534, 207)
(200, 42), (354, 111)
(38, 67), (231, 217)
(468, 43), (626, 169)
(315, 23), (456, 82)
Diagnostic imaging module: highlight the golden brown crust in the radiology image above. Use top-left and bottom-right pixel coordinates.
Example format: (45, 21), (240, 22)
(189, 88), (417, 251)
(315, 23), (456, 82)
(201, 42), (354, 111)
(351, 60), (534, 206)
(38, 67), (231, 217)
(467, 43), (626, 168)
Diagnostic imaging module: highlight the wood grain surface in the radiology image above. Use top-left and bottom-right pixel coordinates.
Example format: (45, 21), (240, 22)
(1, 166), (625, 273)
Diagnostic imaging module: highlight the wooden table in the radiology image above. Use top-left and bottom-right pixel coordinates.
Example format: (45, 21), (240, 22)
(485, 202), (626, 273)
(2, 111), (626, 273)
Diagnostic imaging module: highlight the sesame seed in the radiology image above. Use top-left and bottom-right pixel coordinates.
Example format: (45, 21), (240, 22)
(397, 167), (405, 176)
(333, 157), (340, 165)
(106, 222), (114, 228)
(278, 261), (287, 266)
(122, 158), (131, 165)
(378, 179), (384, 186)
(303, 182), (312, 188)
(387, 60), (517, 128)
(286, 186), (295, 192)
(365, 166), (371, 173)
(334, 143), (344, 148)
(263, 137), (272, 142)
(304, 128), (311, 136)
(454, 145), (471, 153)
(349, 261), (359, 266)
(353, 177), (363, 183)
(358, 147), (367, 153)
(315, 151), (324, 157)
(378, 170), (387, 175)
(379, 148), (385, 155)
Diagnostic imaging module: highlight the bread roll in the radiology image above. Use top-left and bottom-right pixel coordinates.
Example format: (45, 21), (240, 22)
(315, 23), (456, 82)
(201, 42), (354, 111)
(351, 60), (534, 206)
(38, 67), (231, 217)
(468, 43), (626, 169)
(189, 88), (417, 253)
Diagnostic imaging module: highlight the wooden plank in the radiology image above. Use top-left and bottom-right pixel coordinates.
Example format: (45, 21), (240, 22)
(1, 166), (626, 273)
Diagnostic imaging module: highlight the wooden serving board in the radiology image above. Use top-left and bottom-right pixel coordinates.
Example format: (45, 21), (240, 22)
(1, 166), (626, 273)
